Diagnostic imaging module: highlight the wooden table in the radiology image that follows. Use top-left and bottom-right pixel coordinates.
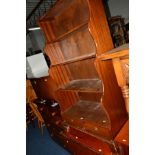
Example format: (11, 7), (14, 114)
(98, 43), (129, 113)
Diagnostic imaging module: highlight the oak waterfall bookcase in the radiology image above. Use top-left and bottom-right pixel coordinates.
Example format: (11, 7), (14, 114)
(39, 0), (128, 154)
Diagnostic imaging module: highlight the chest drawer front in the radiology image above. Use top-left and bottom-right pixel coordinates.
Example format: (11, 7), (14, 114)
(65, 139), (99, 155)
(46, 114), (62, 125)
(52, 132), (99, 155)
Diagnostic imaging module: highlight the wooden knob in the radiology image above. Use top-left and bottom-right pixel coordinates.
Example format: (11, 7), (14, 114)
(102, 120), (106, 123)
(98, 149), (102, 152)
(80, 117), (84, 120)
(94, 127), (98, 131)
(51, 112), (56, 116)
(55, 120), (61, 125)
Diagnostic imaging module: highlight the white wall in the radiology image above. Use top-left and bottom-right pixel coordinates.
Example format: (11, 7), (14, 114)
(108, 0), (129, 23)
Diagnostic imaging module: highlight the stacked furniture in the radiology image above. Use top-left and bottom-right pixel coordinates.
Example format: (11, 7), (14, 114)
(26, 79), (45, 133)
(37, 0), (128, 154)
(34, 99), (64, 137)
(108, 16), (128, 47)
(26, 80), (36, 129)
(31, 76), (57, 101)
(26, 103), (36, 128)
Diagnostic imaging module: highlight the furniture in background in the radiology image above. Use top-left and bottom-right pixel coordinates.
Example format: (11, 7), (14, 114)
(26, 80), (45, 134)
(31, 76), (57, 101)
(108, 16), (129, 47)
(26, 103), (36, 128)
(125, 23), (129, 43)
(34, 99), (64, 140)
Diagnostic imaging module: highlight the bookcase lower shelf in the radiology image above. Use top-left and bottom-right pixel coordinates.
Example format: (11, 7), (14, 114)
(62, 100), (111, 139)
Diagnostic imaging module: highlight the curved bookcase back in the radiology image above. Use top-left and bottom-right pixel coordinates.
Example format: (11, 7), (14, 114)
(44, 26), (96, 66)
(39, 0), (90, 43)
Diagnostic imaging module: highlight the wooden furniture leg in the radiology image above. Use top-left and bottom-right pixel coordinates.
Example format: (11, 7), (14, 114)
(112, 57), (129, 113)
(29, 101), (45, 135)
(121, 85), (129, 113)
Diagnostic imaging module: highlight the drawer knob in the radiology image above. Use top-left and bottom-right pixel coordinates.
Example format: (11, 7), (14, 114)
(98, 149), (102, 152)
(51, 112), (56, 116)
(94, 127), (98, 131)
(55, 120), (60, 125)
(122, 139), (127, 142)
(102, 120), (106, 123)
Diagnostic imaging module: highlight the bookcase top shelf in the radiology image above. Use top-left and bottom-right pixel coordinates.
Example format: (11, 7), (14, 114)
(52, 22), (88, 43)
(39, 0), (90, 43)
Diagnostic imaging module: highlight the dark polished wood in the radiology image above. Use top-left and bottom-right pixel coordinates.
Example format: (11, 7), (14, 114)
(60, 79), (102, 92)
(31, 76), (58, 100)
(115, 120), (129, 146)
(115, 120), (129, 155)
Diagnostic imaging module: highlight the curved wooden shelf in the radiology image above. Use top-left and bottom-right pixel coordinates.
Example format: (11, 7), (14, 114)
(53, 22), (88, 42)
(63, 100), (108, 123)
(51, 53), (95, 67)
(62, 100), (110, 137)
(59, 79), (103, 93)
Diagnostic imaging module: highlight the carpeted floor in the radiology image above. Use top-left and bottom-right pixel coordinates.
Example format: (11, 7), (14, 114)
(26, 120), (71, 155)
